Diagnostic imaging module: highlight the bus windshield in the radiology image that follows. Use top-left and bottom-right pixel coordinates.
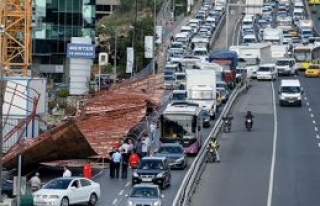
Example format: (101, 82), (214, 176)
(189, 90), (213, 100)
(162, 115), (195, 139)
(294, 50), (311, 62)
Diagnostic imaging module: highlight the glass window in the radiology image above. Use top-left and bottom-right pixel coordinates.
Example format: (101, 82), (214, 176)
(80, 179), (91, 187)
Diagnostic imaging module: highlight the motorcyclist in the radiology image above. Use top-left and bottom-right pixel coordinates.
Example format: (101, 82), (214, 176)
(245, 111), (254, 119)
(223, 114), (234, 126)
(207, 139), (220, 163)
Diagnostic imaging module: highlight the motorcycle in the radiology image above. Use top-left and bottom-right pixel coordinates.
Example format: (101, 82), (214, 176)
(245, 118), (253, 131)
(223, 118), (232, 133)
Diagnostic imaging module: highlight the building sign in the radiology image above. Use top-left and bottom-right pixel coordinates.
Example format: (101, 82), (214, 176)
(67, 43), (95, 59)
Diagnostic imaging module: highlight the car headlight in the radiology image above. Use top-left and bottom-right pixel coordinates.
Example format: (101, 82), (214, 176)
(156, 172), (165, 178)
(127, 200), (134, 206)
(297, 96), (301, 100)
(48, 195), (60, 199)
(133, 172), (139, 178)
(175, 157), (184, 163)
(153, 200), (161, 206)
(280, 96), (285, 100)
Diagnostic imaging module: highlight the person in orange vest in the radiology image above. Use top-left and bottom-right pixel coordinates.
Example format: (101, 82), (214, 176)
(129, 149), (140, 169)
(83, 161), (92, 179)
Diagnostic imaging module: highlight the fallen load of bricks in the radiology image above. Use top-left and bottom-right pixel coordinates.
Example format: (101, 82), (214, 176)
(2, 74), (164, 168)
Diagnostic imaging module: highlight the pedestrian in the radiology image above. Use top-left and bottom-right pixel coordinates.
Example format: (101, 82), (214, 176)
(29, 172), (41, 192)
(121, 149), (129, 179)
(135, 138), (143, 159)
(120, 139), (131, 153)
(83, 161), (92, 179)
(109, 147), (116, 178)
(142, 135), (151, 156)
(129, 149), (140, 170)
(111, 149), (122, 178)
(63, 166), (72, 177)
(149, 121), (156, 143)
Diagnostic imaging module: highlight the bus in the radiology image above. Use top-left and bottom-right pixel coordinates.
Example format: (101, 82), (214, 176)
(293, 43), (320, 70)
(309, 0), (320, 5)
(159, 102), (203, 154)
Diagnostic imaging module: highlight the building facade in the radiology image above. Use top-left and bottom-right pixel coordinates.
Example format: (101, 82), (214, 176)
(96, 0), (120, 19)
(32, 0), (96, 83)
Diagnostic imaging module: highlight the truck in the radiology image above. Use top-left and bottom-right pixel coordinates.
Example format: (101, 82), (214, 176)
(298, 19), (314, 42)
(208, 50), (237, 89)
(270, 45), (289, 61)
(263, 27), (283, 45)
(214, 0), (226, 6)
(185, 69), (217, 119)
(277, 16), (293, 32)
(245, 0), (263, 15)
(229, 43), (272, 79)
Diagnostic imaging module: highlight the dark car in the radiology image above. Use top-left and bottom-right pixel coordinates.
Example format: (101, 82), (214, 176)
(1, 179), (13, 198)
(155, 143), (188, 169)
(132, 157), (171, 190)
(202, 110), (211, 128)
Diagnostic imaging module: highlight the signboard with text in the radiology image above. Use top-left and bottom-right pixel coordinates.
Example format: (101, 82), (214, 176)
(67, 43), (95, 59)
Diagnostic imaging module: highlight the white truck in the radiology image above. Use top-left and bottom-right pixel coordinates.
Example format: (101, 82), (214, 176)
(185, 69), (217, 119)
(229, 43), (272, 78)
(214, 0), (226, 6)
(263, 27), (283, 45)
(299, 20), (313, 43)
(277, 16), (293, 32)
(270, 45), (289, 62)
(245, 0), (263, 15)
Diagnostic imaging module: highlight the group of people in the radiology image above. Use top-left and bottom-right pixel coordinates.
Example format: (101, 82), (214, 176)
(109, 135), (151, 179)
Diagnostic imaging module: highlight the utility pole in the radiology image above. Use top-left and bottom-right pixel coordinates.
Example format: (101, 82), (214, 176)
(114, 30), (117, 83)
(152, 0), (157, 75)
(0, 24), (5, 198)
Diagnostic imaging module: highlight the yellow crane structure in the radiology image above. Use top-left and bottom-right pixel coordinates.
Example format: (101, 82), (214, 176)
(0, 0), (32, 76)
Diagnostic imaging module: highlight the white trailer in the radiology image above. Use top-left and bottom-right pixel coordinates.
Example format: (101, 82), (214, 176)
(229, 43), (272, 78)
(185, 69), (217, 119)
(245, 0), (263, 15)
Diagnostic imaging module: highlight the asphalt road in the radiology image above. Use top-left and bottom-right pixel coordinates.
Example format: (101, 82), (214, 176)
(190, 80), (275, 206)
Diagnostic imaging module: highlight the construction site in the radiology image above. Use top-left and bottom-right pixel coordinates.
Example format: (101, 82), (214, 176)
(0, 0), (165, 169)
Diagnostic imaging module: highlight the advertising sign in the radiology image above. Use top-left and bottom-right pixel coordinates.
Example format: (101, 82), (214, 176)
(99, 52), (109, 66)
(144, 36), (153, 58)
(126, 47), (134, 73)
(156, 26), (163, 44)
(67, 43), (95, 59)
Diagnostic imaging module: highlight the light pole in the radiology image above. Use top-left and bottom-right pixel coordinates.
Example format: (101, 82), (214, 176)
(0, 24), (4, 198)
(152, 0), (157, 75)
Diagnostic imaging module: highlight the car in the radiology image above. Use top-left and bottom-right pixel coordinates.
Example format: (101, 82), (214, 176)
(126, 184), (164, 206)
(163, 75), (175, 90)
(132, 157), (171, 190)
(33, 177), (101, 206)
(1, 179), (14, 198)
(202, 109), (211, 127)
(217, 88), (229, 103)
(305, 64), (320, 77)
(155, 143), (188, 169)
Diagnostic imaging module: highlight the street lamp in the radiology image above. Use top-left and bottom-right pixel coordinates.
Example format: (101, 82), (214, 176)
(0, 24), (5, 198)
(152, 0), (157, 75)
(100, 25), (117, 83)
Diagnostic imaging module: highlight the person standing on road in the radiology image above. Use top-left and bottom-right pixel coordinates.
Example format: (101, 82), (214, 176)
(135, 138), (143, 159)
(149, 121), (157, 143)
(121, 149), (129, 179)
(129, 149), (140, 170)
(63, 166), (72, 177)
(111, 149), (122, 179)
(109, 147), (116, 178)
(30, 172), (41, 192)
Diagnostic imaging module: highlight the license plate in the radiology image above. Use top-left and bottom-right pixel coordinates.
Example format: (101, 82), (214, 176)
(142, 178), (152, 182)
(289, 100), (294, 103)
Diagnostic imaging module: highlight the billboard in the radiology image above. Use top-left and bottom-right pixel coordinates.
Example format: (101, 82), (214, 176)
(126, 47), (134, 74)
(144, 36), (153, 58)
(67, 43), (95, 59)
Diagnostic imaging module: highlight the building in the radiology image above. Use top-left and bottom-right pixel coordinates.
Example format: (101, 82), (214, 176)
(96, 0), (120, 19)
(32, 0), (96, 83)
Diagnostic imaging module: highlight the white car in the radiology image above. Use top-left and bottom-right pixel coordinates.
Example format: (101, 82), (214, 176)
(256, 64), (277, 80)
(33, 177), (101, 206)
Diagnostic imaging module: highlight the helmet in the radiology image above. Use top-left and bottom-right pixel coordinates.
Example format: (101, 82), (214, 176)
(35, 172), (40, 176)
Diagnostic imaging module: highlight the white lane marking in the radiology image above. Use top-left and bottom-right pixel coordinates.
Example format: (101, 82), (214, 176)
(311, 113), (314, 118)
(125, 181), (131, 187)
(119, 190), (124, 196)
(267, 81), (278, 206)
(306, 102), (310, 106)
(315, 127), (318, 132)
(304, 97), (308, 101)
(112, 199), (118, 205)
(317, 134), (320, 139)
(313, 120), (316, 124)
(309, 108), (312, 112)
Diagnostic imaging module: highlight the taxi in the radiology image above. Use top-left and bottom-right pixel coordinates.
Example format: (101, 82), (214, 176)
(305, 64), (320, 77)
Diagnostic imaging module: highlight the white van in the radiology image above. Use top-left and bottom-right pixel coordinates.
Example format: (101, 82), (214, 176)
(276, 58), (298, 76)
(256, 64), (277, 80)
(174, 33), (189, 45)
(278, 79), (303, 107)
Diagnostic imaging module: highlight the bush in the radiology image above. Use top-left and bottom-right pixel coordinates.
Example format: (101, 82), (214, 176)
(57, 89), (69, 98)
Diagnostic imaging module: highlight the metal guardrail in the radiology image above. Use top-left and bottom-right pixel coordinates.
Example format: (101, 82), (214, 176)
(172, 83), (246, 206)
(210, 13), (227, 47)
